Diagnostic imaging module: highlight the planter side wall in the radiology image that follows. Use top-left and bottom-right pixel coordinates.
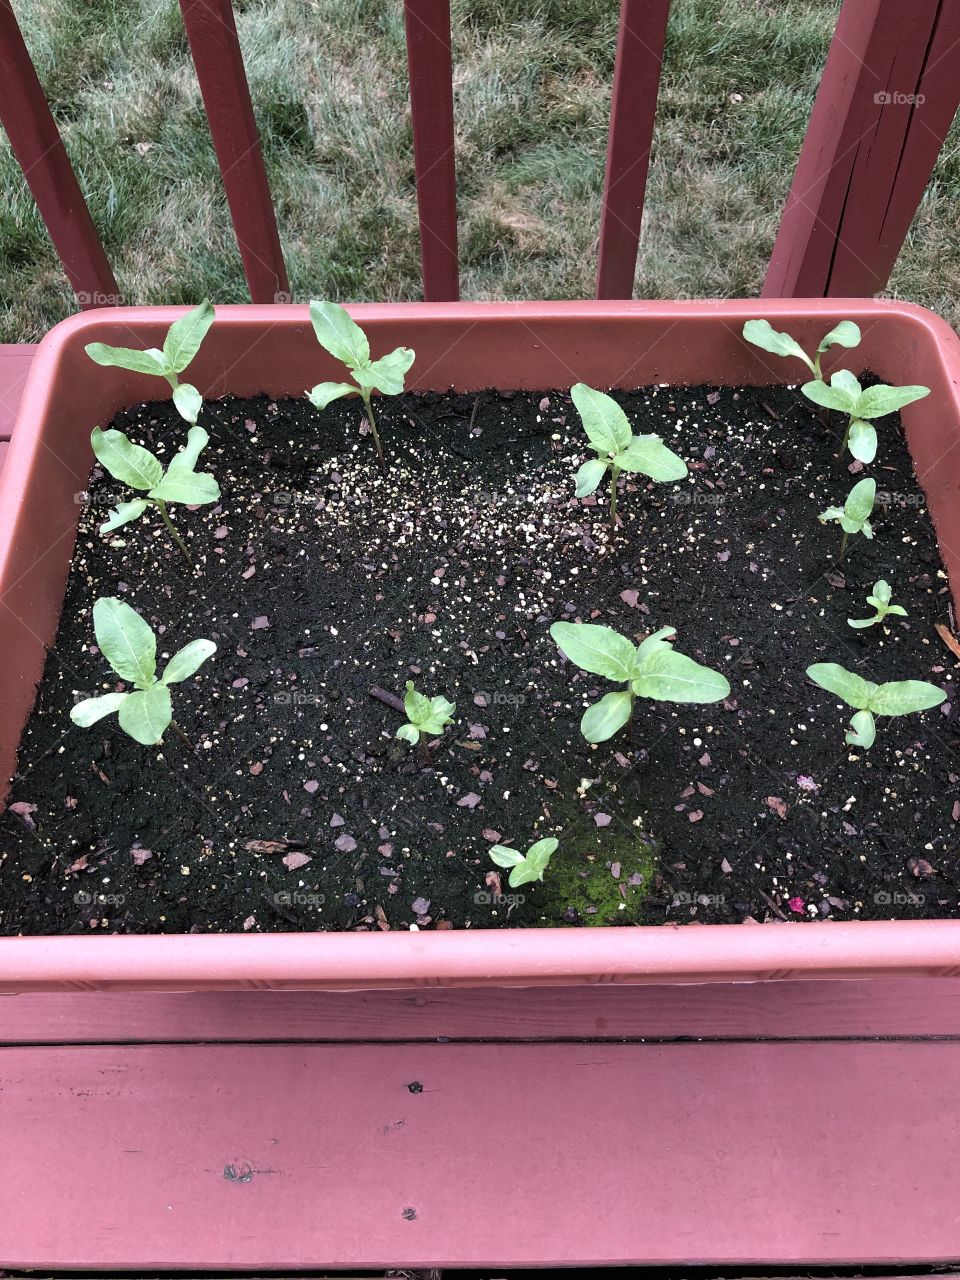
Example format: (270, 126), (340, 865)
(1, 300), (958, 989)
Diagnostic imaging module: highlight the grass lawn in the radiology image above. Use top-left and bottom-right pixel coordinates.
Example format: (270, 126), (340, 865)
(2, 0), (959, 342)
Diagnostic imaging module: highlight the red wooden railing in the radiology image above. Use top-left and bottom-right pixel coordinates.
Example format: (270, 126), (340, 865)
(1, 0), (959, 312)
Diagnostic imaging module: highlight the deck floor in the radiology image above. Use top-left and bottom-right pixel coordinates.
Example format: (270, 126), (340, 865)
(2, 978), (960, 1271)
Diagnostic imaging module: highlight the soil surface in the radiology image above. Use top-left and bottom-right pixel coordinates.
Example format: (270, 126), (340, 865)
(1, 382), (958, 935)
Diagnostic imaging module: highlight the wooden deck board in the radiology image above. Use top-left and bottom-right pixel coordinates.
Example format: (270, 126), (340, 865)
(3, 1038), (960, 1270)
(5, 976), (960, 1043)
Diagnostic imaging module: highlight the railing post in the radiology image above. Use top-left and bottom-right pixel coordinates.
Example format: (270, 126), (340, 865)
(764, 0), (960, 298)
(404, 0), (459, 302)
(595, 0), (671, 300)
(0, 0), (118, 308)
(179, 0), (289, 303)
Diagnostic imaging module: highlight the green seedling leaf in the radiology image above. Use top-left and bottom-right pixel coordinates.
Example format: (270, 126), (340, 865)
(635, 625), (677, 662)
(844, 477), (876, 524)
(817, 321), (861, 353)
(868, 680), (946, 717)
(162, 301), (215, 375)
(848, 579), (907, 629)
(70, 692), (127, 727)
(570, 384), (686, 533)
(396, 680), (455, 761)
(489, 845), (525, 868)
(570, 383), (632, 454)
(161, 638), (217, 685)
(101, 499), (149, 534)
(489, 837), (558, 887)
(847, 419), (877, 463)
(808, 662), (943, 750)
(419, 698), (457, 736)
(550, 622), (640, 683)
(358, 347), (416, 395)
(306, 302), (415, 469)
(806, 662), (876, 710)
(855, 384), (930, 419)
(581, 690), (634, 743)
(615, 434), (688, 482)
(118, 682), (173, 745)
(89, 426), (218, 560)
(309, 301), (370, 369)
(574, 458), (608, 497)
(846, 709), (876, 749)
(631, 647), (731, 704)
(525, 838), (558, 869)
(742, 319), (813, 370)
(509, 860), (547, 888)
(830, 369), (863, 402)
(71, 598), (214, 747)
(307, 381), (358, 410)
(802, 374), (858, 414)
(172, 382), (203, 425)
(93, 597), (157, 687)
(820, 478), (876, 555)
(91, 427), (163, 491)
(403, 681), (434, 726)
(85, 343), (167, 376)
(149, 426), (220, 505)
(554, 620), (728, 745)
(86, 304), (213, 423)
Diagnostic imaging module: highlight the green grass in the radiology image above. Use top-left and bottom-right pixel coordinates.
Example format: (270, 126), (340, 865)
(2, 0), (958, 342)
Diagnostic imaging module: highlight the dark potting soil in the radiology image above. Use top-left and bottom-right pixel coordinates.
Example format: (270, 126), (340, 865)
(1, 381), (958, 936)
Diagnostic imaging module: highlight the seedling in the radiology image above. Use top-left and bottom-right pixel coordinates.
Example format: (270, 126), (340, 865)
(550, 621), (729, 744)
(819, 477), (876, 562)
(85, 301), (214, 425)
(90, 424), (220, 563)
(801, 370), (929, 464)
(70, 597), (215, 747)
(570, 383), (687, 535)
(395, 680), (455, 765)
(848, 580), (907, 630)
(306, 301), (415, 470)
(806, 662), (945, 749)
(742, 318), (861, 381)
(489, 837), (558, 889)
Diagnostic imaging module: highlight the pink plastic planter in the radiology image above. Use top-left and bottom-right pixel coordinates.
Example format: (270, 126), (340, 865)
(1, 299), (959, 991)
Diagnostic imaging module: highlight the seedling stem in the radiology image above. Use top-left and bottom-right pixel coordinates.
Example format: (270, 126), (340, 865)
(361, 390), (386, 471)
(156, 500), (192, 563)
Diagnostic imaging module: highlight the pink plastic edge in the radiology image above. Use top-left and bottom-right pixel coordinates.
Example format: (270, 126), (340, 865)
(1, 297), (959, 992)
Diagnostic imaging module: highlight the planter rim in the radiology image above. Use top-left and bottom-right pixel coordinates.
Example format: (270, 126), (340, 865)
(2, 919), (960, 991)
(3, 296), (960, 991)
